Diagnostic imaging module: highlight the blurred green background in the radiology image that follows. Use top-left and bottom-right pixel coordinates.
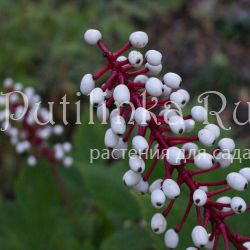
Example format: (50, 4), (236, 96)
(0, 0), (250, 249)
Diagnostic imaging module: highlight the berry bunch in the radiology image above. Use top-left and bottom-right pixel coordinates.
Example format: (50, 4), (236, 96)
(81, 29), (250, 249)
(0, 78), (73, 167)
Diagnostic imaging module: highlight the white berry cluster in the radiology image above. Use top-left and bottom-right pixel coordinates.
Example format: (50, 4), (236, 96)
(81, 29), (250, 249)
(0, 78), (73, 167)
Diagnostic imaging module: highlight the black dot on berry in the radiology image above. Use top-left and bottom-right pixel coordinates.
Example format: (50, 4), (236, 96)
(195, 199), (200, 204)
(154, 228), (159, 232)
(244, 183), (248, 189)
(174, 195), (179, 199)
(179, 129), (183, 134)
(138, 167), (142, 173)
(181, 100), (186, 105)
(136, 59), (141, 64)
(156, 202), (162, 207)
(238, 205), (243, 210)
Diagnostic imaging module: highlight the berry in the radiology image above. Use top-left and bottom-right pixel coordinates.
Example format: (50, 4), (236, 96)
(123, 170), (141, 187)
(80, 73), (95, 95)
(132, 135), (149, 154)
(162, 179), (180, 199)
(227, 172), (248, 191)
(218, 138), (235, 153)
(169, 115), (186, 134)
(151, 189), (166, 208)
(129, 31), (148, 48)
(191, 225), (208, 248)
(129, 155), (145, 173)
(97, 103), (109, 123)
(134, 107), (151, 126)
(151, 213), (167, 234)
(216, 196), (232, 212)
(89, 88), (105, 106)
(164, 229), (179, 249)
(145, 63), (162, 76)
(231, 196), (247, 214)
(191, 106), (207, 122)
(239, 168), (250, 182)
(198, 128), (216, 146)
(84, 29), (102, 45)
(145, 50), (162, 66)
(145, 77), (163, 97)
(149, 179), (163, 193)
(128, 50), (143, 67)
(194, 153), (214, 170)
(111, 115), (126, 136)
(204, 124), (220, 139)
(163, 72), (182, 89)
(104, 128), (119, 148)
(166, 146), (185, 165)
(113, 84), (130, 105)
(193, 189), (207, 206)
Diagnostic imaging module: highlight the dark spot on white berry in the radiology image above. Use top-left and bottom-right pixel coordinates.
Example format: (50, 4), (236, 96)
(195, 199), (200, 204)
(154, 228), (159, 232)
(136, 59), (141, 64)
(156, 202), (162, 207)
(138, 167), (142, 173)
(244, 183), (248, 190)
(181, 100), (186, 105)
(179, 129), (183, 134)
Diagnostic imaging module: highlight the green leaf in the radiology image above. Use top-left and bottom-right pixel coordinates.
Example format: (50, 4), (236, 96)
(100, 228), (154, 250)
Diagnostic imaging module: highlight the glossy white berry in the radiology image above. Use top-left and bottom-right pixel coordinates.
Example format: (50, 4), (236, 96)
(63, 156), (73, 168)
(132, 135), (149, 154)
(170, 91), (186, 108)
(164, 229), (179, 249)
(205, 234), (214, 250)
(169, 115), (186, 134)
(104, 128), (119, 148)
(218, 138), (235, 153)
(194, 153), (214, 170)
(133, 179), (149, 194)
(129, 31), (148, 48)
(162, 85), (172, 97)
(199, 186), (208, 192)
(151, 213), (167, 234)
(216, 196), (232, 212)
(134, 74), (148, 83)
(145, 77), (163, 97)
(84, 29), (102, 44)
(109, 109), (120, 120)
(163, 109), (179, 123)
(97, 103), (109, 123)
(191, 106), (207, 122)
(149, 179), (163, 193)
(204, 124), (220, 139)
(89, 88), (105, 106)
(27, 155), (37, 167)
(112, 138), (127, 159)
(110, 115), (126, 136)
(123, 170), (141, 187)
(185, 119), (196, 132)
(198, 129), (216, 146)
(243, 242), (250, 249)
(128, 50), (143, 67)
(239, 168), (250, 182)
(162, 179), (180, 199)
(227, 172), (248, 191)
(182, 142), (198, 156)
(145, 50), (162, 66)
(163, 72), (182, 89)
(177, 89), (190, 104)
(193, 189), (207, 206)
(116, 56), (127, 62)
(231, 196), (247, 214)
(113, 84), (130, 105)
(134, 107), (151, 126)
(53, 125), (64, 136)
(166, 146), (185, 165)
(129, 155), (145, 173)
(80, 74), (95, 95)
(151, 189), (166, 208)
(191, 225), (208, 248)
(145, 63), (162, 76)
(215, 152), (233, 168)
(62, 142), (72, 152)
